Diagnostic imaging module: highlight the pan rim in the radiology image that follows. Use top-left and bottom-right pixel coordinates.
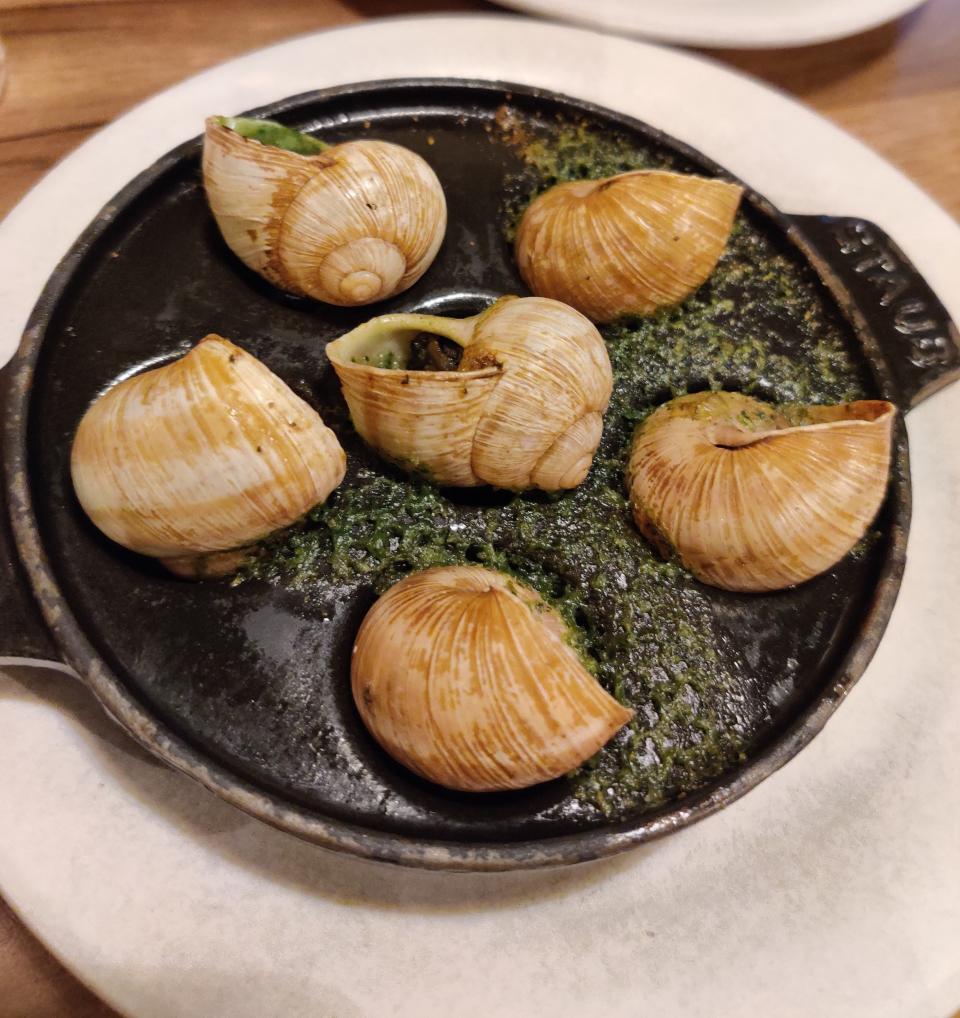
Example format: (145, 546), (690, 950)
(2, 76), (910, 871)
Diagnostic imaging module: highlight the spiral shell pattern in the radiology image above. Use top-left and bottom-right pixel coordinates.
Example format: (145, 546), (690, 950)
(325, 296), (613, 491)
(352, 566), (633, 792)
(71, 335), (346, 569)
(203, 119), (447, 306)
(516, 170), (743, 323)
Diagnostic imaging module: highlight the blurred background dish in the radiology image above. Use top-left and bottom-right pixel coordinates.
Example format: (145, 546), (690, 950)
(490, 0), (930, 48)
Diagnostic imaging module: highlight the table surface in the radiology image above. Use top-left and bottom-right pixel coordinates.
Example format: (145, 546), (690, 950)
(0, 0), (958, 1014)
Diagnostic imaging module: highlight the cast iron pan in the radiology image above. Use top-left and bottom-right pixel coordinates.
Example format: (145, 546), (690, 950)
(2, 80), (959, 870)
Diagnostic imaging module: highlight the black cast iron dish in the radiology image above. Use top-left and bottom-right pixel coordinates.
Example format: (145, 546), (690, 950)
(2, 80), (958, 870)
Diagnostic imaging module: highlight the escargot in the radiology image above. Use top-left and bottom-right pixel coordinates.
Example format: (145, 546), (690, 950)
(352, 566), (633, 792)
(325, 295), (613, 491)
(515, 170), (743, 323)
(203, 116), (447, 306)
(626, 391), (896, 592)
(71, 335), (346, 578)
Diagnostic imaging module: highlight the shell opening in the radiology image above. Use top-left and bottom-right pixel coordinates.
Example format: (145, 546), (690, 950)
(215, 116), (330, 155)
(707, 423), (776, 449)
(326, 297), (609, 493)
(705, 399), (896, 450)
(325, 312), (484, 373)
(626, 392), (897, 592)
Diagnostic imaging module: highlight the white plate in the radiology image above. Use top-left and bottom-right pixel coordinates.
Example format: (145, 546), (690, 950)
(2, 14), (959, 1018)
(491, 0), (929, 48)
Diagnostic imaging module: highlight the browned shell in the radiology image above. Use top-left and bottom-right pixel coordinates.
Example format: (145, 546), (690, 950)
(515, 170), (743, 323)
(351, 566), (633, 792)
(202, 119), (446, 306)
(70, 335), (346, 575)
(626, 391), (896, 592)
(324, 296), (613, 491)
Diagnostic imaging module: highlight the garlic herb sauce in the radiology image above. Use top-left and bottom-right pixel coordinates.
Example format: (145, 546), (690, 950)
(214, 116), (330, 155)
(238, 114), (866, 816)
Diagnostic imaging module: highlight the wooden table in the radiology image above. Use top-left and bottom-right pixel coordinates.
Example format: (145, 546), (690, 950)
(0, 0), (958, 1014)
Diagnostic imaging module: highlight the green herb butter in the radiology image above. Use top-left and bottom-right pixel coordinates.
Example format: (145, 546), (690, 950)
(238, 116), (867, 816)
(216, 116), (329, 155)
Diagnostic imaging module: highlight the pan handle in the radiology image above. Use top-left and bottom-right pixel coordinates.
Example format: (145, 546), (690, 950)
(790, 215), (960, 410)
(0, 363), (65, 668)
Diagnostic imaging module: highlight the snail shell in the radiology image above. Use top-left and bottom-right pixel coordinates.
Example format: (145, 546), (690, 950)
(203, 117), (447, 306)
(352, 566), (633, 792)
(626, 391), (896, 592)
(325, 296), (613, 490)
(515, 170), (743, 323)
(71, 335), (346, 576)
